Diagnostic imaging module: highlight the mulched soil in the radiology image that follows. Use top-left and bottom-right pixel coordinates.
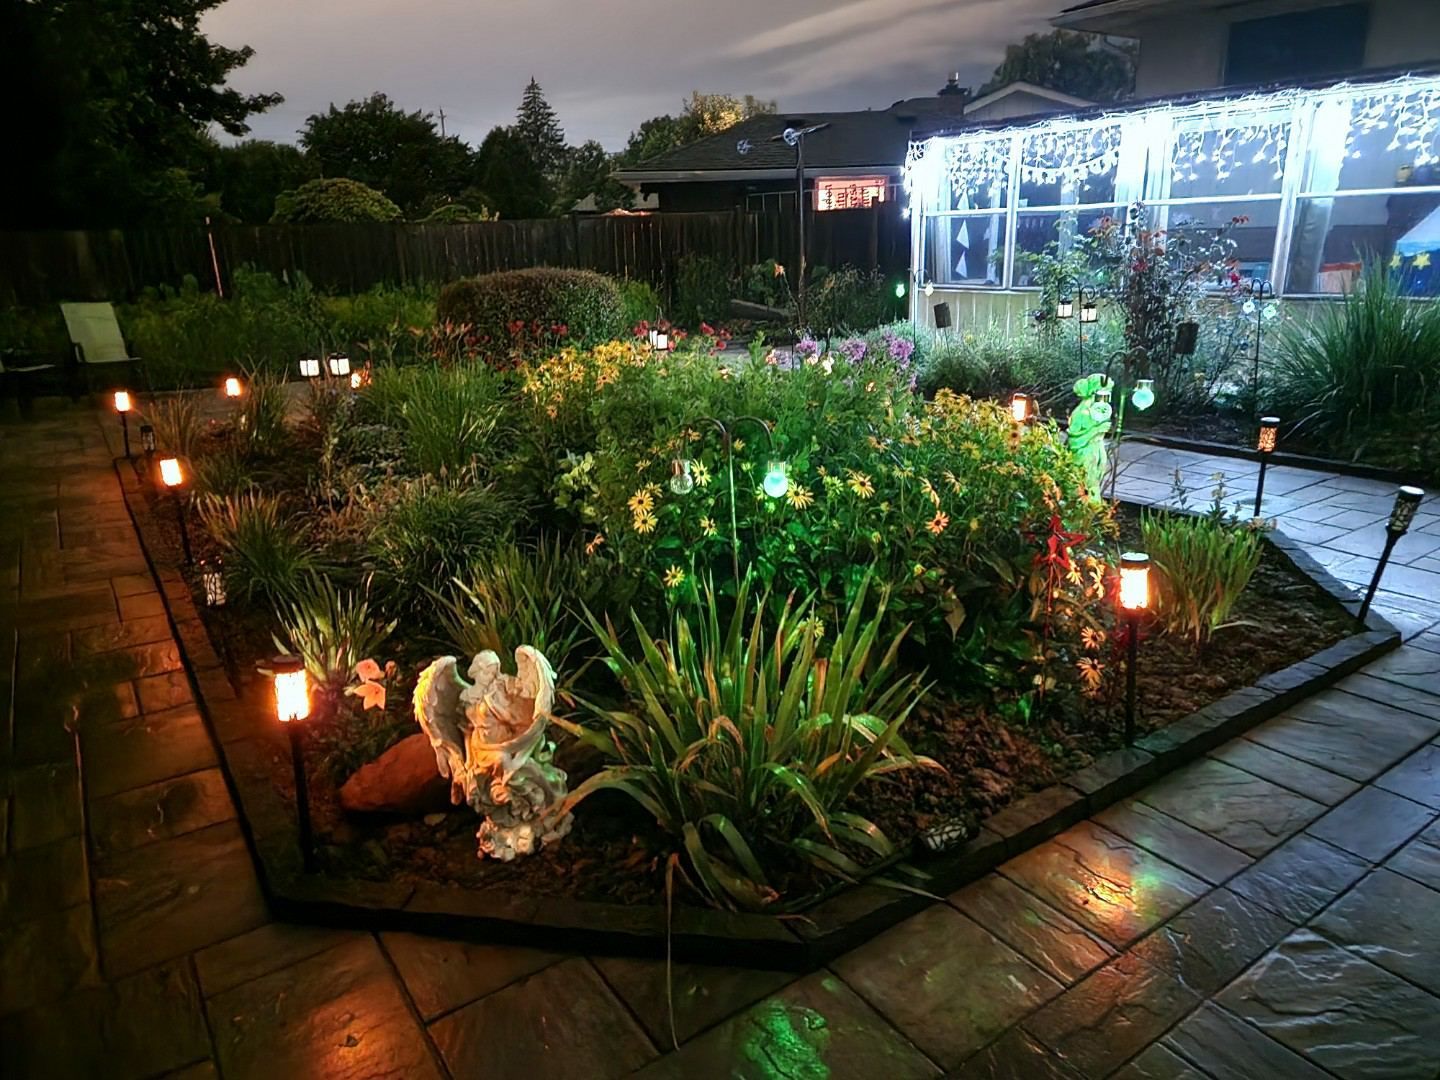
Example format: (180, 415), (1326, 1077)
(142, 458), (1354, 911)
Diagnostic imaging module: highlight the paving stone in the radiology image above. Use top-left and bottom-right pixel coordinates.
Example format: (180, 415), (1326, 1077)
(951, 1026), (1081, 1078)
(1364, 645), (1440, 697)
(1208, 737), (1361, 805)
(949, 872), (1114, 986)
(135, 670), (194, 714)
(159, 1061), (218, 1079)
(194, 922), (361, 998)
(631, 969), (939, 1079)
(1245, 691), (1440, 782)
(1384, 819), (1440, 891)
(833, 903), (1061, 1069)
(89, 767), (235, 857)
(82, 706), (219, 798)
(0, 903), (100, 1015)
(94, 820), (267, 978)
(0, 959), (209, 1079)
(1228, 833), (1370, 923)
(1374, 743), (1440, 809)
(431, 957), (654, 1078)
(210, 935), (442, 1080)
(381, 931), (564, 1022)
(16, 586), (117, 631)
(1313, 868), (1440, 995)
(1130, 887), (1293, 996)
(1093, 797), (1252, 884)
(1137, 757), (1324, 857)
(1336, 671), (1440, 723)
(1306, 786), (1435, 861)
(118, 591), (166, 621)
(72, 615), (171, 655)
(1023, 952), (1199, 1078)
(1218, 929), (1440, 1079)
(0, 835), (88, 923)
(8, 760), (82, 850)
(1112, 1042), (1207, 1079)
(999, 821), (1208, 948)
(110, 573), (157, 598)
(593, 955), (793, 1049)
(1164, 1001), (1329, 1079)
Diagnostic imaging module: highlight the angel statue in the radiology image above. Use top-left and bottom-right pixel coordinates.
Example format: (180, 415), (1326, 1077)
(1067, 372), (1113, 502)
(413, 646), (573, 861)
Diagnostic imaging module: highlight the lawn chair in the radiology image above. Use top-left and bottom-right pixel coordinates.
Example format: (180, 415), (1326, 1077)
(0, 348), (60, 417)
(60, 302), (140, 393)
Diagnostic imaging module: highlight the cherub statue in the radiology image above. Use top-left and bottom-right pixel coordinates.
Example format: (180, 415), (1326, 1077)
(413, 646), (573, 861)
(1067, 372), (1113, 501)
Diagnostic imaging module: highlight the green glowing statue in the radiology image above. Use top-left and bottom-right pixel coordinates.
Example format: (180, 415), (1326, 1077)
(1067, 373), (1113, 501)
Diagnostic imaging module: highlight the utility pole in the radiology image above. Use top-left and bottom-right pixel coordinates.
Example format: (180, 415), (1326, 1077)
(437, 107), (447, 137)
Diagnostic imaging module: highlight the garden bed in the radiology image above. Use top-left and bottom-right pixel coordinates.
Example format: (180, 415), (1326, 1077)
(121, 452), (1396, 967)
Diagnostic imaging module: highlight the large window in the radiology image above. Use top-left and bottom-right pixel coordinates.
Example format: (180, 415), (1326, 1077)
(1224, 4), (1369, 87)
(910, 74), (1440, 298)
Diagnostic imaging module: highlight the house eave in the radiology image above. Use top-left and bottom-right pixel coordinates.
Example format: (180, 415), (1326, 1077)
(613, 165), (902, 185)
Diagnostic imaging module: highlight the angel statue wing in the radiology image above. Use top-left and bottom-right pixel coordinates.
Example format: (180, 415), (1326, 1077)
(413, 656), (470, 796)
(513, 646), (556, 723)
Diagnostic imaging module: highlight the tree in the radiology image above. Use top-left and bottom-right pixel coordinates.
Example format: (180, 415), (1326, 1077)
(514, 78), (568, 180)
(473, 126), (552, 220)
(300, 94), (471, 216)
(555, 140), (633, 213)
(0, 0), (280, 228)
(270, 178), (403, 224)
(619, 92), (778, 167)
(205, 140), (317, 224)
(979, 30), (1135, 103)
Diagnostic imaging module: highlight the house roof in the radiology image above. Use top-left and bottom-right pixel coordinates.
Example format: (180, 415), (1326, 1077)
(962, 81), (1094, 115)
(1053, 0), (1220, 32)
(615, 97), (970, 183)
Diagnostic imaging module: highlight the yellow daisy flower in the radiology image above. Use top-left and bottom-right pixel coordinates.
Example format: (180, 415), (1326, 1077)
(663, 565), (686, 588)
(786, 486), (814, 510)
(627, 489), (655, 515)
(691, 461), (711, 488)
(846, 470), (875, 499)
(699, 516), (718, 537)
(633, 511), (658, 535)
(928, 511), (950, 536)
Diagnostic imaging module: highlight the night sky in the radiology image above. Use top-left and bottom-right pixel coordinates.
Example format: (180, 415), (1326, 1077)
(203, 0), (1062, 149)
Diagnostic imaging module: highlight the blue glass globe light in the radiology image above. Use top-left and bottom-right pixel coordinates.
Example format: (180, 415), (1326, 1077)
(762, 461), (790, 499)
(1131, 379), (1155, 411)
(669, 459), (694, 496)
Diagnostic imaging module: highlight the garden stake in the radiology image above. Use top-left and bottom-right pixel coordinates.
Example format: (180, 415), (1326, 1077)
(1125, 615), (1139, 745)
(1245, 278), (1274, 414)
(1359, 487), (1425, 620)
(271, 656), (316, 872)
(159, 457), (191, 564)
(697, 415), (781, 588)
(1253, 416), (1279, 519)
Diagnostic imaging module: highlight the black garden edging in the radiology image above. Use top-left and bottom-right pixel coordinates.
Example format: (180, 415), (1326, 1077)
(118, 462), (1401, 971)
(1127, 431), (1421, 486)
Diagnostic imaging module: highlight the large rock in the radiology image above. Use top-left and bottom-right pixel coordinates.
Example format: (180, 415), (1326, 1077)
(339, 733), (452, 815)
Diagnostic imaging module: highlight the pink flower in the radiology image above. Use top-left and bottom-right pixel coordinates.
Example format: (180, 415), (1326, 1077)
(354, 658), (383, 682)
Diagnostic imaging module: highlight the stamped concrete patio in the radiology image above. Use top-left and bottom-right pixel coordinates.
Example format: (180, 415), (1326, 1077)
(2, 405), (1438, 1079)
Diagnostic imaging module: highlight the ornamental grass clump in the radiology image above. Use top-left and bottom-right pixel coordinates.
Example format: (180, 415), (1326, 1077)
(557, 574), (935, 912)
(199, 490), (319, 604)
(1140, 497), (1263, 646)
(273, 574), (396, 694)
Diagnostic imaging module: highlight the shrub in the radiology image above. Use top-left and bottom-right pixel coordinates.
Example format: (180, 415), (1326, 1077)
(239, 370), (291, 451)
(741, 260), (792, 311)
(193, 446), (254, 498)
(1141, 480), (1263, 645)
(435, 268), (626, 356)
(272, 575), (396, 694)
(141, 395), (203, 460)
(270, 178), (403, 224)
(618, 279), (662, 330)
(432, 536), (600, 681)
(674, 254), (733, 329)
(806, 266), (904, 336)
(199, 491), (319, 604)
(351, 364), (511, 478)
(420, 202), (495, 223)
(366, 479), (516, 613)
(1272, 261), (1440, 443)
(558, 575), (933, 912)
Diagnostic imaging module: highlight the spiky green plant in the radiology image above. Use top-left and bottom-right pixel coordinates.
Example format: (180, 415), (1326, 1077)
(273, 574), (396, 692)
(1141, 506), (1264, 646)
(142, 395), (202, 459)
(239, 369), (290, 451)
(557, 574), (934, 912)
(192, 446), (255, 498)
(199, 490), (318, 604)
(431, 536), (598, 682)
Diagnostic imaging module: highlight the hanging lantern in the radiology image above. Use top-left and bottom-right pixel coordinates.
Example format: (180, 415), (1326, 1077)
(1080, 298), (1099, 324)
(762, 461), (790, 499)
(669, 458), (695, 496)
(327, 354), (351, 377)
(1131, 380), (1155, 412)
(1056, 296), (1074, 319)
(199, 558), (227, 607)
(298, 356), (321, 379)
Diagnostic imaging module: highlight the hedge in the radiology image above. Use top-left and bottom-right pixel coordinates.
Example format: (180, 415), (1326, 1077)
(436, 268), (626, 354)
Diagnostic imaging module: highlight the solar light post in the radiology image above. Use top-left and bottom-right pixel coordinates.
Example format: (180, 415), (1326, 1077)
(1010, 392), (1029, 453)
(1119, 552), (1151, 745)
(139, 423), (156, 468)
(1244, 278), (1276, 413)
(696, 415), (788, 586)
(1254, 416), (1280, 519)
(159, 457), (192, 564)
(199, 557), (227, 607)
(114, 390), (133, 458)
(1057, 281), (1099, 376)
(1358, 487), (1426, 620)
(271, 655), (316, 872)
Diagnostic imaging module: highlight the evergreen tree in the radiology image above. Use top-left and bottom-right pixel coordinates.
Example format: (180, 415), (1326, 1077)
(980, 31), (1135, 103)
(514, 78), (567, 179)
(473, 126), (552, 220)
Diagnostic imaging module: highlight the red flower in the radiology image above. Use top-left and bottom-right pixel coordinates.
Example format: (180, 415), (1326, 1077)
(507, 319), (525, 336)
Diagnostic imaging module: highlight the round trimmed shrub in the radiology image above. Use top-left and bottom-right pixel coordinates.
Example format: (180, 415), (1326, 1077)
(270, 178), (402, 224)
(436, 268), (626, 353)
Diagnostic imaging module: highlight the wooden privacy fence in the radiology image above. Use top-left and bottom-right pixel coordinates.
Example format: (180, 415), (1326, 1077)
(0, 208), (911, 305)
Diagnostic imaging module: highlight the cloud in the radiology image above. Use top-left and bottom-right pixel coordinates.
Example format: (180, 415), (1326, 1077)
(202, 0), (1061, 150)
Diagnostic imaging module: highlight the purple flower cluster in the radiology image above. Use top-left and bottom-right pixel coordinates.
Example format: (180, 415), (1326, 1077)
(881, 330), (915, 367)
(839, 338), (868, 364)
(795, 335), (820, 359)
